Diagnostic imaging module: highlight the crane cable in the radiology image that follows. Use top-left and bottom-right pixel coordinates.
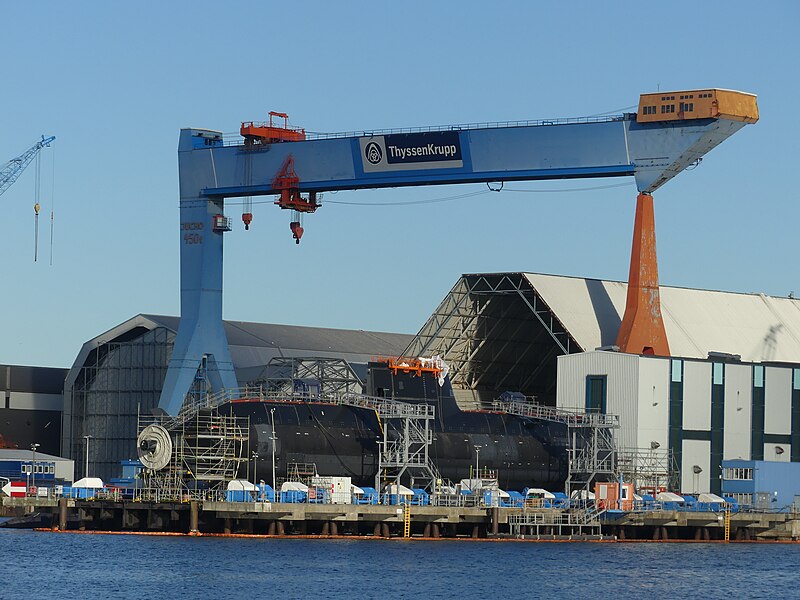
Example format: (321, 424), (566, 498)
(221, 181), (635, 209)
(49, 145), (56, 266)
(321, 181), (635, 206)
(34, 151), (41, 262)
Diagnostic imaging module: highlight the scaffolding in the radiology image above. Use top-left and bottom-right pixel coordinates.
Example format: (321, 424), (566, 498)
(250, 357), (364, 397)
(492, 398), (619, 499)
(507, 507), (604, 537)
(374, 398), (439, 493)
(206, 354), (443, 493)
(136, 408), (249, 502)
(617, 446), (679, 493)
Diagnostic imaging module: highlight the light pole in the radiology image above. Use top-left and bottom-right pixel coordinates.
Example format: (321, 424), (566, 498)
(475, 445), (482, 480)
(31, 443), (40, 494)
(692, 465), (703, 495)
(252, 451), (259, 487)
(83, 435), (92, 478)
(270, 408), (277, 493)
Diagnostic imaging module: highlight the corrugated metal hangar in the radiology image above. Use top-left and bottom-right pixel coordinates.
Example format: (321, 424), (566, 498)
(61, 314), (412, 481)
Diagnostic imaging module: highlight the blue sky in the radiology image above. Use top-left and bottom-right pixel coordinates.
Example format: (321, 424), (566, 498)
(2, 1), (798, 368)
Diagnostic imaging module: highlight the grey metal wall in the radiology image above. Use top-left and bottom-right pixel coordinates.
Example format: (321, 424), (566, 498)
(64, 327), (174, 481)
(0, 364), (67, 455)
(556, 351), (640, 450)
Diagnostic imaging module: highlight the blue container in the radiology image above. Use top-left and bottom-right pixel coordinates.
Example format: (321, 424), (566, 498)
(356, 487), (379, 505)
(225, 489), (255, 502)
(280, 490), (308, 503)
(307, 487), (327, 504)
(639, 494), (657, 511)
(723, 496), (740, 513)
(411, 489), (429, 506)
(255, 483), (275, 502)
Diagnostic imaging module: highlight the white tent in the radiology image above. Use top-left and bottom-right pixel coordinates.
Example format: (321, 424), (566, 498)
(525, 487), (556, 499)
(227, 479), (257, 491)
(698, 493), (726, 503)
(657, 492), (685, 502)
(280, 481), (309, 493)
(570, 490), (595, 500)
(72, 477), (104, 488)
(384, 484), (413, 496)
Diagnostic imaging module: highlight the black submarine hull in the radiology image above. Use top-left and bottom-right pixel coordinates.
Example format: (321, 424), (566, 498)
(227, 363), (570, 491)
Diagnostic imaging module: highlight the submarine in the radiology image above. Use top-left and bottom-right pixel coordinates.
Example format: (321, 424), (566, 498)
(223, 359), (570, 491)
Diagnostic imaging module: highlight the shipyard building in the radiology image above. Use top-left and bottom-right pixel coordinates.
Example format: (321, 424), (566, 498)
(15, 271), (797, 495)
(60, 314), (412, 481)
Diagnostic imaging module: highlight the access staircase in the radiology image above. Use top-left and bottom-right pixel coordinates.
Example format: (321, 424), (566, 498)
(492, 399), (619, 499)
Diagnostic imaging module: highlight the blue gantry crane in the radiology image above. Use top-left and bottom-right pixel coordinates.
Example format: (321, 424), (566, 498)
(158, 89), (758, 415)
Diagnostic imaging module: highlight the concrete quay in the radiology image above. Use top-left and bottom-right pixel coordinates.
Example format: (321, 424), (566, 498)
(3, 497), (799, 541)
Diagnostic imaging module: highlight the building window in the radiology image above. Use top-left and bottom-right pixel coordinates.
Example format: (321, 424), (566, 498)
(671, 359), (683, 383)
(723, 467), (753, 480)
(730, 493), (753, 506)
(713, 362), (724, 385)
(754, 365), (764, 388)
(585, 375), (607, 414)
(794, 368), (800, 390)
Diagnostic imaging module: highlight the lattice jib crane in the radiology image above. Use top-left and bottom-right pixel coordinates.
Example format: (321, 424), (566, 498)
(0, 136), (56, 197)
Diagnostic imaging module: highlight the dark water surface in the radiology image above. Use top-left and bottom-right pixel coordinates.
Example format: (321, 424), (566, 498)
(1, 529), (798, 598)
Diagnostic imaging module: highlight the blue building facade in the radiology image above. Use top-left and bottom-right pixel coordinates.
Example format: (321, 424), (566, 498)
(721, 459), (800, 511)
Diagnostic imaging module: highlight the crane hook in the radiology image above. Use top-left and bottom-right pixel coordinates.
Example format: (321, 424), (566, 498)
(290, 221), (304, 244)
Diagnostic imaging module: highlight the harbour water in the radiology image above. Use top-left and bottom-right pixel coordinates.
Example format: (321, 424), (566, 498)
(1, 529), (798, 598)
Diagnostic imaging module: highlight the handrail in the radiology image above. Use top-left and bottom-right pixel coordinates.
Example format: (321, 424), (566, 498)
(221, 114), (628, 147)
(491, 399), (619, 427)
(177, 386), (435, 422)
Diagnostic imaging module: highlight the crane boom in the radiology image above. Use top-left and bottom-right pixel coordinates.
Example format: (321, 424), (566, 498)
(158, 90), (758, 415)
(0, 136), (56, 197)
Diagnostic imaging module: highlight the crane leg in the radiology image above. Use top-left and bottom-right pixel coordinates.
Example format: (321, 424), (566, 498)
(615, 192), (670, 356)
(158, 195), (238, 415)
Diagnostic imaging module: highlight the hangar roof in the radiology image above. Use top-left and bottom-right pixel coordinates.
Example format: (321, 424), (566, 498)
(403, 273), (800, 406)
(525, 273), (800, 363)
(67, 314), (413, 387)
